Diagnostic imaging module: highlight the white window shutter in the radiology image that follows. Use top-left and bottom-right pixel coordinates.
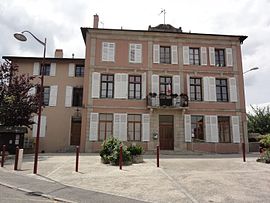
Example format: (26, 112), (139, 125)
(113, 114), (121, 139)
(210, 116), (218, 142)
(226, 48), (233, 67)
(102, 42), (108, 61)
(173, 75), (181, 95)
(32, 115), (46, 137)
(114, 73), (122, 99)
(91, 72), (100, 98)
(184, 115), (191, 142)
(33, 62), (40, 76)
(209, 47), (215, 66)
(232, 116), (240, 143)
(142, 114), (150, 141)
(135, 44), (142, 63)
(186, 74), (190, 99)
(49, 85), (58, 107)
(229, 77), (238, 102)
(183, 46), (189, 65)
(205, 116), (212, 142)
(153, 44), (160, 64)
(120, 114), (127, 141)
(65, 86), (73, 107)
(89, 113), (99, 141)
(108, 43), (115, 62)
(171, 45), (178, 64)
(208, 77), (217, 101)
(122, 74), (128, 99)
(142, 72), (147, 99)
(200, 47), (207, 66)
(151, 74), (159, 94)
(68, 63), (75, 77)
(50, 63), (56, 76)
(28, 87), (36, 96)
(129, 44), (135, 63)
(203, 77), (209, 101)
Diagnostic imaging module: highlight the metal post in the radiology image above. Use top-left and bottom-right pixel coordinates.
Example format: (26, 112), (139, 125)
(14, 146), (19, 170)
(1, 145), (6, 167)
(242, 142), (246, 162)
(119, 145), (123, 170)
(75, 146), (79, 172)
(157, 145), (160, 167)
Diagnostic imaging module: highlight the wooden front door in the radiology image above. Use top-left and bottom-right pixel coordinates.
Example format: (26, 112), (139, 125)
(70, 118), (81, 146)
(159, 115), (174, 150)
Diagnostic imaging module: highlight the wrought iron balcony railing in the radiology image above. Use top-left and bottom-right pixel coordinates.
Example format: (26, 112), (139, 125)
(147, 93), (188, 108)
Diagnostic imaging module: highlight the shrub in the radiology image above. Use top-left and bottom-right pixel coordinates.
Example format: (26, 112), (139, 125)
(108, 144), (132, 165)
(127, 145), (143, 156)
(259, 134), (270, 149)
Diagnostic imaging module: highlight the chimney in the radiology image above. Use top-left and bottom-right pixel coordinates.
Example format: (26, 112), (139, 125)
(55, 49), (63, 58)
(93, 14), (99, 28)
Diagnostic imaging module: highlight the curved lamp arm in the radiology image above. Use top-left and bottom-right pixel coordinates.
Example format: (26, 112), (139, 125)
(21, 30), (46, 46)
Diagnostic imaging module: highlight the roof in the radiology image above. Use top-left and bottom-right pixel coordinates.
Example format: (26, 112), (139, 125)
(2, 56), (85, 64)
(80, 26), (247, 44)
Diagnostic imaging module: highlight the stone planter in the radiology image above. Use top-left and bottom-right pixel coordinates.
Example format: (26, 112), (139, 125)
(132, 155), (144, 164)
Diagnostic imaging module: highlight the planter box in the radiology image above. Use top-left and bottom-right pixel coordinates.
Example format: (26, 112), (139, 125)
(132, 155), (143, 164)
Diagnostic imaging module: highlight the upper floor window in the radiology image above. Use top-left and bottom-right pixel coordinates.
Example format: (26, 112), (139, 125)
(72, 87), (83, 107)
(190, 78), (202, 101)
(102, 42), (115, 62)
(40, 64), (51, 76)
(128, 75), (141, 99)
(99, 113), (113, 141)
(218, 116), (231, 143)
(43, 86), (50, 106)
(216, 79), (228, 102)
(215, 49), (225, 67)
(129, 44), (142, 63)
(189, 48), (200, 65)
(75, 65), (84, 77)
(128, 114), (141, 141)
(100, 74), (114, 98)
(160, 76), (172, 95)
(160, 46), (171, 64)
(191, 115), (204, 142)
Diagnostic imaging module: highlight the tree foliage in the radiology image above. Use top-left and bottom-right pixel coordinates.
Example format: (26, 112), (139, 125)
(247, 105), (270, 135)
(0, 61), (39, 128)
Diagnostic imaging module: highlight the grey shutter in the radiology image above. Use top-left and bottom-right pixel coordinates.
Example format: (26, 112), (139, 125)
(65, 86), (73, 107)
(186, 74), (190, 99)
(102, 42), (108, 61)
(229, 77), (237, 102)
(203, 77), (209, 101)
(108, 43), (115, 62)
(173, 75), (181, 95)
(135, 44), (142, 63)
(50, 63), (56, 76)
(114, 73), (122, 99)
(32, 115), (46, 137)
(129, 44), (135, 63)
(183, 46), (189, 65)
(142, 114), (150, 141)
(208, 77), (216, 101)
(151, 74), (159, 94)
(153, 44), (160, 64)
(49, 85), (58, 107)
(232, 116), (240, 143)
(68, 63), (75, 77)
(89, 113), (99, 141)
(200, 47), (207, 66)
(91, 72), (100, 98)
(122, 74), (128, 99)
(226, 48), (233, 67)
(120, 114), (127, 141)
(209, 47), (215, 66)
(171, 45), (178, 64)
(210, 116), (218, 142)
(33, 62), (40, 76)
(113, 113), (121, 139)
(184, 115), (191, 142)
(205, 116), (212, 142)
(142, 72), (147, 99)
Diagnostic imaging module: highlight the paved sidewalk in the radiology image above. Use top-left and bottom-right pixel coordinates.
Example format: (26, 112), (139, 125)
(1, 153), (270, 203)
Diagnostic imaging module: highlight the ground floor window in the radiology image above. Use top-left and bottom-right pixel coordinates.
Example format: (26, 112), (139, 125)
(128, 114), (141, 141)
(99, 113), (113, 141)
(218, 116), (231, 143)
(191, 115), (204, 141)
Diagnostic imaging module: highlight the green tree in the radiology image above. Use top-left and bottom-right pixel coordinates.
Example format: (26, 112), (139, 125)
(247, 105), (270, 135)
(0, 61), (39, 128)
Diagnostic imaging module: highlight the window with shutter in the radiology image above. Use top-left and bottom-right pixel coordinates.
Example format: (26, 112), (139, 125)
(128, 75), (141, 99)
(153, 44), (160, 64)
(65, 86), (73, 107)
(226, 48), (233, 67)
(200, 47), (207, 66)
(183, 46), (189, 65)
(101, 74), (114, 98)
(89, 113), (99, 141)
(68, 63), (75, 77)
(49, 85), (58, 106)
(171, 45), (178, 64)
(184, 115), (191, 142)
(216, 78), (228, 102)
(50, 63), (56, 76)
(92, 72), (101, 98)
(102, 42), (115, 62)
(98, 113), (113, 141)
(191, 115), (204, 141)
(128, 114), (142, 141)
(113, 114), (121, 139)
(231, 116), (240, 143)
(129, 44), (142, 63)
(142, 114), (150, 141)
(229, 77), (237, 102)
(33, 62), (40, 76)
(218, 116), (231, 143)
(209, 47), (215, 66)
(189, 48), (200, 65)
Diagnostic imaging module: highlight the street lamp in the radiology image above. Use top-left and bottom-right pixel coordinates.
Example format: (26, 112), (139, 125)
(243, 67), (259, 74)
(14, 31), (46, 174)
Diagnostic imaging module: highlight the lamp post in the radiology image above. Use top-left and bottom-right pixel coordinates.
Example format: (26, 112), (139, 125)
(243, 67), (259, 74)
(14, 31), (46, 174)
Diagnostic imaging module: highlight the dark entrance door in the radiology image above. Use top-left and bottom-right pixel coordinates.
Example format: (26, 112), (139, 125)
(70, 117), (81, 146)
(159, 115), (174, 150)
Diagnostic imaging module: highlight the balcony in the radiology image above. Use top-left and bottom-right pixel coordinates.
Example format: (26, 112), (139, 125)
(147, 93), (188, 109)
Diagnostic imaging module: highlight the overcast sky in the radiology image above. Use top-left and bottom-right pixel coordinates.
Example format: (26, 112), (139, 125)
(0, 0), (269, 106)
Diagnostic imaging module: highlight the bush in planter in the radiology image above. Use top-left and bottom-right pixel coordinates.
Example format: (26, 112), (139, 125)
(127, 145), (144, 163)
(108, 144), (132, 165)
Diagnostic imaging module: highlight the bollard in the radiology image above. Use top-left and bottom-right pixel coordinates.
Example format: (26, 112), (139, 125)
(14, 146), (19, 170)
(1, 145), (6, 167)
(17, 149), (24, 170)
(119, 145), (123, 170)
(242, 142), (246, 162)
(75, 146), (80, 172)
(157, 145), (160, 167)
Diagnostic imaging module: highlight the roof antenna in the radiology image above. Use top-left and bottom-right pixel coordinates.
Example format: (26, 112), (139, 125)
(159, 9), (166, 24)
